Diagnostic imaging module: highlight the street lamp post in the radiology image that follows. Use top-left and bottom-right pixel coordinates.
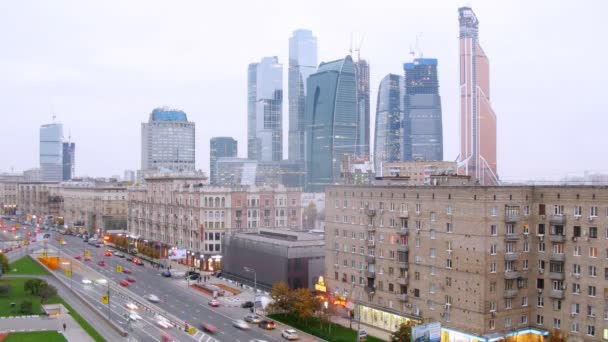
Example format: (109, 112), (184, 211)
(244, 267), (256, 312)
(61, 261), (73, 289)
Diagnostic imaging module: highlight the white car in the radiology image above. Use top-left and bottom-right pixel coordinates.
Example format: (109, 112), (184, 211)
(126, 302), (138, 310)
(146, 294), (160, 303)
(81, 278), (92, 285)
(96, 278), (108, 285)
(281, 329), (299, 340)
(129, 312), (142, 321)
(232, 319), (250, 330)
(155, 315), (172, 329)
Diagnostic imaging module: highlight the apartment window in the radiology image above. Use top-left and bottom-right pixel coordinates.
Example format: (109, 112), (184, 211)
(490, 224), (497, 236)
(570, 322), (579, 333)
(415, 237), (421, 247)
(572, 283), (580, 294)
(605, 267), (608, 280)
(446, 277), (452, 287)
(446, 259), (452, 269)
(505, 298), (512, 310)
(538, 242), (545, 252)
(524, 206), (530, 216)
(334, 229), (339, 236)
(588, 305), (597, 317)
(490, 244), (497, 255)
(447, 205), (453, 215)
(573, 264), (581, 275)
(446, 240), (453, 251)
(490, 207), (497, 216)
(538, 224), (545, 235)
(504, 317), (512, 328)
(589, 265), (597, 277)
(590, 247), (598, 258)
(489, 319), (495, 330)
(522, 296), (528, 307)
(590, 206), (598, 217)
(523, 224), (529, 235)
(587, 324), (595, 336)
(430, 229), (436, 239)
(536, 315), (544, 325)
(572, 303), (580, 314)
(574, 206), (582, 217)
(523, 241), (529, 252)
(414, 272), (420, 280)
(553, 318), (561, 329)
(588, 285), (596, 297)
(415, 203), (421, 214)
(446, 223), (452, 233)
(430, 212), (436, 222)
(539, 204), (546, 215)
(490, 262), (496, 273)
(414, 289), (420, 297)
(574, 245), (581, 256)
(537, 296), (544, 307)
(573, 225), (581, 237)
(553, 205), (564, 215)
(430, 266), (437, 276)
(490, 282), (496, 293)
(589, 227), (598, 238)
(523, 259), (529, 270)
(430, 248), (437, 258)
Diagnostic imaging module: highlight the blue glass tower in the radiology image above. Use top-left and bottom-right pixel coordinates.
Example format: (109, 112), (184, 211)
(210, 137), (238, 185)
(374, 74), (404, 174)
(304, 56), (358, 192)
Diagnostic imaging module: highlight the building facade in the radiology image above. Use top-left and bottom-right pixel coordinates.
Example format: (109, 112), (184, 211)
(0, 174), (23, 215)
(325, 184), (608, 341)
(304, 56), (358, 192)
(215, 158), (305, 188)
(381, 161), (457, 185)
(374, 74), (404, 175)
(288, 29), (317, 163)
(403, 58), (443, 162)
(17, 182), (61, 220)
(458, 7), (498, 185)
(355, 58), (371, 160)
(141, 107), (196, 172)
(248, 57), (283, 162)
(62, 142), (75, 181)
(40, 123), (63, 182)
(210, 137), (238, 185)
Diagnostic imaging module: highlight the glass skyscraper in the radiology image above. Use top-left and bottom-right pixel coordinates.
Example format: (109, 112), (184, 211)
(355, 58), (370, 160)
(374, 74), (404, 175)
(304, 56), (358, 192)
(403, 58), (444, 161)
(247, 57), (283, 162)
(141, 107), (195, 172)
(62, 142), (75, 181)
(40, 123), (63, 182)
(288, 29), (317, 162)
(210, 137), (237, 185)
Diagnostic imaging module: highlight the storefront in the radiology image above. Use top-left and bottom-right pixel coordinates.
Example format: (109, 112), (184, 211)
(441, 327), (547, 342)
(356, 303), (421, 332)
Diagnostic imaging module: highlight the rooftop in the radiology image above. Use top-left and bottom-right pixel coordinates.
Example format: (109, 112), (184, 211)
(149, 107), (188, 122)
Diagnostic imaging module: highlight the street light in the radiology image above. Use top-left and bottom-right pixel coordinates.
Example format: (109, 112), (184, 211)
(61, 261), (73, 289)
(243, 267), (256, 313)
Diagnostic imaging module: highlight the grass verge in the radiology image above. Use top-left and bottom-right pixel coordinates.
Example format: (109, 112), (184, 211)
(269, 313), (385, 342)
(54, 298), (106, 342)
(9, 256), (50, 275)
(3, 331), (67, 342)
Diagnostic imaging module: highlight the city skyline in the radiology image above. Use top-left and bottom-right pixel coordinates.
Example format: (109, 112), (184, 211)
(1, 1), (606, 181)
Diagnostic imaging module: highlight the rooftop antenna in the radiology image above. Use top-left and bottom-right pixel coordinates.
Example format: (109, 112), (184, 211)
(409, 32), (423, 60)
(355, 34), (365, 61)
(349, 32), (353, 57)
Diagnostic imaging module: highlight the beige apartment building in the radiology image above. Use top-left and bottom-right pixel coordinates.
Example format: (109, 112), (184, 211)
(325, 184), (608, 342)
(17, 182), (61, 221)
(0, 174), (22, 215)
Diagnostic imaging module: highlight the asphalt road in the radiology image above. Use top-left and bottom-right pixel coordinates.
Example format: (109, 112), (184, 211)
(48, 232), (286, 342)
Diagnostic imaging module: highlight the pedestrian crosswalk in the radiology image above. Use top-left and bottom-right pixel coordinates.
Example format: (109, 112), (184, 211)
(192, 330), (220, 342)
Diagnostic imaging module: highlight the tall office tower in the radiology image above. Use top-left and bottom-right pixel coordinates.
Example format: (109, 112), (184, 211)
(374, 74), (404, 175)
(210, 137), (238, 184)
(288, 29), (317, 162)
(304, 56), (357, 192)
(458, 6), (498, 185)
(354, 58), (370, 159)
(123, 170), (136, 183)
(141, 107), (196, 172)
(247, 57), (283, 162)
(40, 123), (63, 182)
(403, 58), (444, 161)
(62, 142), (75, 181)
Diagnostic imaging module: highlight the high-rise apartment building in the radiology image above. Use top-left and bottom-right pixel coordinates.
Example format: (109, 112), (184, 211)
(141, 107), (195, 172)
(374, 74), (404, 175)
(326, 184), (608, 340)
(288, 29), (317, 162)
(248, 57), (283, 162)
(458, 7), (498, 185)
(210, 137), (238, 185)
(403, 58), (443, 162)
(40, 123), (63, 182)
(304, 56), (358, 192)
(355, 58), (371, 160)
(62, 142), (75, 181)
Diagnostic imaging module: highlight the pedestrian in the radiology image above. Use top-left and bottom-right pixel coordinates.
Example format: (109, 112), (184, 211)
(63, 323), (66, 331)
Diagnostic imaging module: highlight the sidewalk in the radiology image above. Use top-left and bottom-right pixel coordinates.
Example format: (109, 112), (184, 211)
(0, 315), (94, 342)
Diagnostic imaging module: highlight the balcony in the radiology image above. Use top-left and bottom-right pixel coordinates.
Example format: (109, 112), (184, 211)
(549, 272), (565, 280)
(503, 289), (518, 298)
(364, 209), (376, 217)
(397, 277), (408, 286)
(366, 224), (376, 232)
(364, 286), (375, 294)
(505, 214), (520, 223)
(367, 240), (376, 248)
(398, 260), (408, 269)
(397, 244), (409, 253)
(366, 271), (376, 279)
(504, 253), (520, 261)
(397, 293), (408, 302)
(550, 215), (566, 225)
(549, 234), (566, 243)
(504, 270), (520, 280)
(505, 234), (519, 241)
(549, 253), (566, 262)
(398, 227), (409, 236)
(549, 290), (565, 299)
(399, 211), (409, 218)
(365, 255), (375, 264)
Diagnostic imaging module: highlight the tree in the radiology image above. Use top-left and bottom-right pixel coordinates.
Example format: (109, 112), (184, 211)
(547, 329), (567, 342)
(291, 288), (318, 325)
(0, 285), (11, 296)
(268, 281), (292, 313)
(0, 253), (9, 274)
(302, 202), (317, 229)
(20, 300), (33, 314)
(390, 321), (414, 342)
(24, 279), (45, 295)
(38, 283), (57, 303)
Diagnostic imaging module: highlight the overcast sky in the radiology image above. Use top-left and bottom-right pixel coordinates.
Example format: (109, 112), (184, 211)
(1, 0), (606, 181)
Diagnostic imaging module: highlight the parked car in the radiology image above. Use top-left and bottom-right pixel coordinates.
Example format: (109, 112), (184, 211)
(232, 319), (250, 330)
(258, 320), (276, 330)
(208, 299), (220, 307)
(186, 270), (200, 280)
(241, 301), (254, 308)
(244, 314), (262, 324)
(201, 323), (217, 333)
(281, 329), (299, 340)
(161, 271), (172, 277)
(119, 280), (129, 287)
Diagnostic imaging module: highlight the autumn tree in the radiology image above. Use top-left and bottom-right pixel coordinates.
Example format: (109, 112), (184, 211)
(0, 253), (9, 274)
(291, 288), (319, 325)
(547, 329), (567, 342)
(268, 281), (292, 313)
(38, 283), (57, 303)
(390, 321), (414, 342)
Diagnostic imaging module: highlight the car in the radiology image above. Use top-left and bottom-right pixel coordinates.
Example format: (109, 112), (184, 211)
(232, 319), (250, 330)
(122, 269), (132, 274)
(201, 323), (217, 333)
(75, 255), (82, 260)
(281, 329), (299, 340)
(97, 261), (106, 267)
(126, 302), (138, 310)
(115, 252), (125, 258)
(126, 257), (133, 262)
(155, 315), (173, 329)
(60, 240), (67, 245)
(119, 280), (129, 287)
(133, 258), (144, 266)
(244, 314), (262, 324)
(241, 301), (254, 308)
(96, 278), (108, 285)
(126, 276), (136, 283)
(95, 243), (102, 248)
(104, 251), (112, 257)
(161, 271), (172, 277)
(208, 299), (220, 307)
(258, 320), (276, 330)
(84, 256), (92, 262)
(81, 278), (92, 285)
(128, 312), (142, 321)
(146, 294), (160, 303)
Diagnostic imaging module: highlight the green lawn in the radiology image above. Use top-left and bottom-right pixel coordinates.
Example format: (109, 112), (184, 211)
(3, 331), (67, 342)
(269, 313), (385, 342)
(9, 256), (49, 275)
(54, 298), (106, 342)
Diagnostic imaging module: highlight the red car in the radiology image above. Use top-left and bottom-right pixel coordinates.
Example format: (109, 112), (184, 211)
(201, 323), (217, 333)
(122, 269), (132, 274)
(84, 256), (92, 261)
(97, 261), (106, 267)
(105, 251), (113, 257)
(126, 276), (136, 283)
(75, 255), (82, 260)
(119, 280), (129, 286)
(208, 300), (220, 307)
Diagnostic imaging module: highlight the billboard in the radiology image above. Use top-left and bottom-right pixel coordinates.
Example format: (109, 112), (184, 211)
(412, 322), (441, 342)
(168, 249), (187, 260)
